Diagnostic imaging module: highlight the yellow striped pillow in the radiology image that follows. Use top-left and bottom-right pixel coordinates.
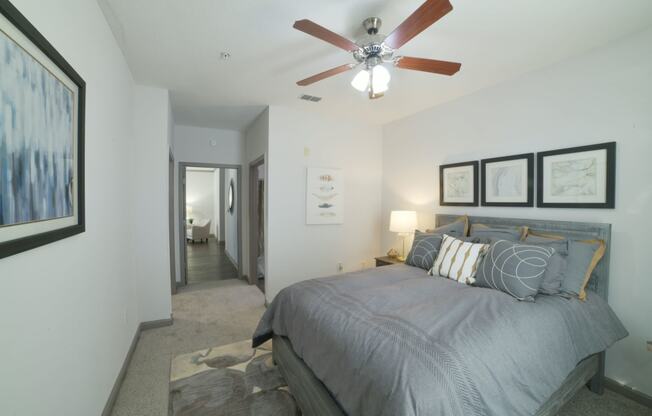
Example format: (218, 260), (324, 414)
(429, 234), (490, 285)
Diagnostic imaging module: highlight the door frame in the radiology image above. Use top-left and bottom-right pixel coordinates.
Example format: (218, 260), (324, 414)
(168, 150), (177, 294)
(178, 162), (243, 286)
(248, 155), (265, 286)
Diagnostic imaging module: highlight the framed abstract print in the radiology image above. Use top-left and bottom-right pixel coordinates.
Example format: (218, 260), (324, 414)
(439, 161), (478, 206)
(1, 0), (86, 259)
(481, 153), (534, 207)
(537, 142), (615, 208)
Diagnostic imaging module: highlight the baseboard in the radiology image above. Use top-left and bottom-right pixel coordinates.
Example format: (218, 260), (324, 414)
(224, 249), (238, 270)
(605, 377), (652, 408)
(140, 317), (173, 331)
(102, 316), (173, 416)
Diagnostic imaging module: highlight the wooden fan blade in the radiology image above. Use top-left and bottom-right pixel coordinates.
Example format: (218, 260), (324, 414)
(293, 19), (360, 52)
(297, 64), (356, 86)
(384, 0), (453, 50)
(395, 56), (461, 75)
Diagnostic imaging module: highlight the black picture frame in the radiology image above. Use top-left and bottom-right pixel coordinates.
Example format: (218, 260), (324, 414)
(439, 161), (479, 206)
(481, 153), (534, 207)
(537, 142), (616, 209)
(0, 0), (86, 259)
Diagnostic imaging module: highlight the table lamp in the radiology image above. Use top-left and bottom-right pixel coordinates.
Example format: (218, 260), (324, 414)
(389, 210), (417, 261)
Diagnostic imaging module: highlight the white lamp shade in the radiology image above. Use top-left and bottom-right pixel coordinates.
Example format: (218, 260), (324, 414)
(389, 210), (417, 233)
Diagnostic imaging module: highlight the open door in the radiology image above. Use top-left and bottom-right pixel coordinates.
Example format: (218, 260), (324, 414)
(249, 156), (265, 291)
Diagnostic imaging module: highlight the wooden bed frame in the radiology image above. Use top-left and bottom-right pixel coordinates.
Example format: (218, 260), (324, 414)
(274, 214), (612, 416)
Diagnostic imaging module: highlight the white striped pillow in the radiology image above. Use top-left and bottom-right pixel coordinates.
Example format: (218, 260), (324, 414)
(429, 234), (490, 285)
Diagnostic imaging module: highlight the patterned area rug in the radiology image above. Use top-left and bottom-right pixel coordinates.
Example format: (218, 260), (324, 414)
(169, 340), (301, 416)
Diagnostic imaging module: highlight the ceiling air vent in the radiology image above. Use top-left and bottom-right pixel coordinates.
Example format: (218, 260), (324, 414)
(299, 94), (322, 102)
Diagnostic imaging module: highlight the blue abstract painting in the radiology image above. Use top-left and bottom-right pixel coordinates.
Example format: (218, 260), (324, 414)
(0, 29), (74, 227)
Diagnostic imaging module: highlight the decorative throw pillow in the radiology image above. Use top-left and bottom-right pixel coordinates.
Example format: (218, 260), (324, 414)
(524, 235), (570, 295)
(425, 215), (468, 237)
(475, 240), (555, 301)
(430, 234), (489, 285)
(405, 231), (444, 271)
(470, 224), (526, 243)
(562, 239), (606, 300)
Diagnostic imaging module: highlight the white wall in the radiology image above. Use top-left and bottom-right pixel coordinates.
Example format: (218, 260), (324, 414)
(242, 109), (269, 280)
(224, 168), (239, 265)
(172, 125), (243, 282)
(266, 106), (383, 301)
(173, 125), (243, 165)
(131, 86), (173, 323)
(186, 170), (216, 235)
(381, 28), (652, 396)
(0, 1), (164, 415)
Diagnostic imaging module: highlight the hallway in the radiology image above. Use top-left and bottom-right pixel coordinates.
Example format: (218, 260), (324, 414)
(186, 237), (238, 284)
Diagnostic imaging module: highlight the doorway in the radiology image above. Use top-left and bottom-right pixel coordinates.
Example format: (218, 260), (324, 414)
(178, 163), (242, 287)
(249, 157), (265, 293)
(169, 150), (177, 294)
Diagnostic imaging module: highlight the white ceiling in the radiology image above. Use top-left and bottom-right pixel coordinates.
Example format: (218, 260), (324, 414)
(101, 0), (652, 130)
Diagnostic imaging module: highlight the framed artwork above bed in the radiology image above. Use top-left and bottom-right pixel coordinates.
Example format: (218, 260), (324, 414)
(0, 0), (86, 259)
(481, 153), (534, 207)
(537, 142), (616, 209)
(439, 161), (478, 206)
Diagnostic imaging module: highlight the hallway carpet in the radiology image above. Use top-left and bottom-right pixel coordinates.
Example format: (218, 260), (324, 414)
(110, 279), (650, 416)
(110, 279), (266, 416)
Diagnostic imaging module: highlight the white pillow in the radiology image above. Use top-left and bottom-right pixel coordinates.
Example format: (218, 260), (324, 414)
(429, 234), (489, 285)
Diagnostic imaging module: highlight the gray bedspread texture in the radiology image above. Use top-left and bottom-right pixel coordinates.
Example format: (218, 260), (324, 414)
(252, 264), (627, 416)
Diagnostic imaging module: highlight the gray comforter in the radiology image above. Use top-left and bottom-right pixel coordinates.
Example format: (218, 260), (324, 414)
(252, 264), (627, 416)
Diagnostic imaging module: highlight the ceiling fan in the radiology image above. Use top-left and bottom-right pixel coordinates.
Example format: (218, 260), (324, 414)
(294, 0), (461, 99)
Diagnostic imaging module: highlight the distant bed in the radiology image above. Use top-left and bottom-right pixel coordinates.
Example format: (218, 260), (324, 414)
(252, 215), (627, 416)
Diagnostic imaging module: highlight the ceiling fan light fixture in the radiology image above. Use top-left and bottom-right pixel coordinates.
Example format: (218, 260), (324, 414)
(351, 69), (370, 92)
(293, 1), (461, 97)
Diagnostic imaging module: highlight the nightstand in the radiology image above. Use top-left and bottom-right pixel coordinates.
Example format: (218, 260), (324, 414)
(375, 256), (404, 267)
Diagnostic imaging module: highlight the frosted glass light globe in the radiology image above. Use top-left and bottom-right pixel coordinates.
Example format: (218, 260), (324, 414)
(371, 65), (390, 93)
(351, 70), (370, 92)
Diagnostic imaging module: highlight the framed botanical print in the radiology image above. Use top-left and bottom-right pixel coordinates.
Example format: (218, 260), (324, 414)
(537, 142), (615, 208)
(481, 153), (534, 207)
(439, 161), (478, 206)
(0, 0), (86, 259)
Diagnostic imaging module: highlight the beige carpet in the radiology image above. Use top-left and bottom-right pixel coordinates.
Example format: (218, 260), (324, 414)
(110, 279), (266, 416)
(110, 278), (650, 416)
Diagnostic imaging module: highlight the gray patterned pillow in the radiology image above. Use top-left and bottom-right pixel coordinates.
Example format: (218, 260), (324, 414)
(405, 231), (444, 270)
(475, 240), (555, 301)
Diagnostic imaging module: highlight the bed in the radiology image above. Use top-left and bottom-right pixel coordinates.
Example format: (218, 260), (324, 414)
(252, 215), (627, 416)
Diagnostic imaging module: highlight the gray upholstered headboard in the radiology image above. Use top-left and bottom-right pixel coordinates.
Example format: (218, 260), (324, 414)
(436, 214), (612, 302)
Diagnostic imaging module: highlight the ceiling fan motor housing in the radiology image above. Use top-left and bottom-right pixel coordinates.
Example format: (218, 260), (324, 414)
(354, 17), (394, 66)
